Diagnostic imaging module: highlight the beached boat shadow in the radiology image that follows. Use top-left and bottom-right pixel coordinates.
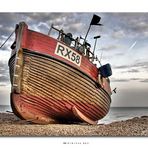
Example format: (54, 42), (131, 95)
(0, 112), (92, 126)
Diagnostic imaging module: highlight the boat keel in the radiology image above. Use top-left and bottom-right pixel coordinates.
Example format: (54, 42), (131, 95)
(72, 106), (97, 125)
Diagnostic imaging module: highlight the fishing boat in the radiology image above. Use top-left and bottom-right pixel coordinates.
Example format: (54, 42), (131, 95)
(8, 15), (112, 125)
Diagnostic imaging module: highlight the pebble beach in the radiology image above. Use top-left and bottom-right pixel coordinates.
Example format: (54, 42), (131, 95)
(0, 113), (148, 136)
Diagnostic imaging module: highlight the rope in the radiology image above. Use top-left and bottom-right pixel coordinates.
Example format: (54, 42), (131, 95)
(0, 29), (15, 49)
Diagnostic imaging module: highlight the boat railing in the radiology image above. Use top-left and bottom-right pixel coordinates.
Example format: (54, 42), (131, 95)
(48, 24), (96, 62)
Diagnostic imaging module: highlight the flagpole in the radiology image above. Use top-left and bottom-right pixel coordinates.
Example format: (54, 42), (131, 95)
(83, 14), (101, 45)
(83, 24), (91, 45)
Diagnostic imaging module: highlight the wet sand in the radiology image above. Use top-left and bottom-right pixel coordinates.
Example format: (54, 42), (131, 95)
(0, 113), (148, 136)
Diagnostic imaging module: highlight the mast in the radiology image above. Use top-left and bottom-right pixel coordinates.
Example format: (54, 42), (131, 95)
(83, 14), (102, 45)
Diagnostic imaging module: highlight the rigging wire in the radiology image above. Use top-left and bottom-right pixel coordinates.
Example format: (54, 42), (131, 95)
(0, 30), (15, 49)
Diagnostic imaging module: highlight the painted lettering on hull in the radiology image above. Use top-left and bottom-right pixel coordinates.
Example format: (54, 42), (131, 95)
(55, 42), (82, 66)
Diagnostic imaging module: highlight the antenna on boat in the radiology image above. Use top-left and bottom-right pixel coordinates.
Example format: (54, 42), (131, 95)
(92, 35), (102, 66)
(48, 24), (53, 35)
(97, 50), (103, 66)
(83, 14), (102, 45)
(93, 35), (101, 54)
(95, 55), (102, 66)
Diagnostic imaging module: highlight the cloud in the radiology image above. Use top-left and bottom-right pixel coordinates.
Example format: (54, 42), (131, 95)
(0, 13), (148, 75)
(111, 78), (130, 82)
(112, 88), (148, 107)
(112, 30), (126, 39)
(0, 83), (8, 86)
(1, 46), (10, 51)
(0, 12), (148, 107)
(127, 69), (139, 73)
(129, 78), (141, 81)
(0, 13), (93, 50)
(1, 12), (148, 37)
(0, 61), (8, 71)
(0, 61), (10, 85)
(124, 69), (140, 73)
(113, 65), (130, 69)
(133, 61), (148, 68)
(113, 60), (148, 73)
(114, 52), (124, 56)
(1, 12), (148, 53)
(140, 79), (148, 83)
(130, 61), (148, 73)
(102, 13), (148, 40)
(111, 77), (148, 83)
(100, 44), (120, 51)
(0, 13), (66, 44)
(0, 75), (9, 82)
(23, 13), (90, 35)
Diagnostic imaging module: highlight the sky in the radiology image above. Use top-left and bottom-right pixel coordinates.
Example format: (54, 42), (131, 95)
(0, 12), (148, 107)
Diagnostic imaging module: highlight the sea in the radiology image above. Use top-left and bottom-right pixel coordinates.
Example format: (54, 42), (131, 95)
(99, 107), (148, 124)
(0, 105), (148, 124)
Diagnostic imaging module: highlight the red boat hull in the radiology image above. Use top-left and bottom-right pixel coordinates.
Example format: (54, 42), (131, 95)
(9, 22), (111, 124)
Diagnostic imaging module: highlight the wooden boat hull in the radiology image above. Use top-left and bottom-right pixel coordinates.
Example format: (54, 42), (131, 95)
(8, 22), (111, 124)
(9, 49), (111, 124)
